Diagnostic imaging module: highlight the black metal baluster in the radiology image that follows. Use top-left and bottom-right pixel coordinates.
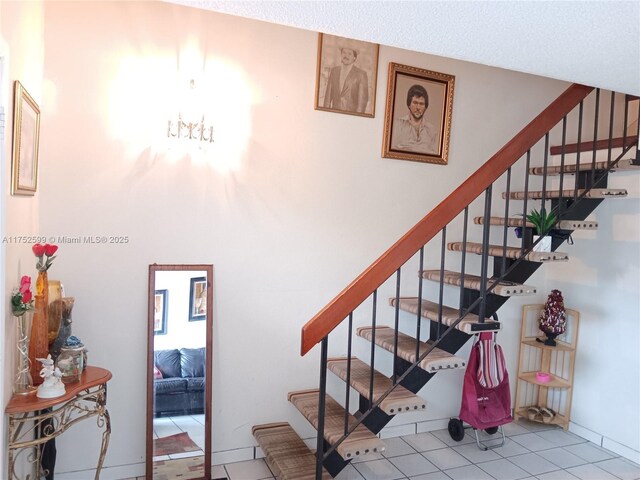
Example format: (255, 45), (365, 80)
(607, 92), (615, 169)
(558, 116), (568, 219)
(636, 105), (640, 165)
(521, 151), (530, 254)
(459, 207), (468, 316)
(437, 227), (446, 339)
(541, 134), (550, 224)
(575, 100), (584, 201)
(344, 313), (353, 436)
(634, 96), (640, 164)
(591, 89), (600, 184)
(501, 168), (511, 276)
(369, 290), (377, 410)
(478, 186), (492, 323)
(393, 269), (401, 384)
(416, 247), (424, 360)
(623, 94), (630, 153)
(316, 337), (328, 480)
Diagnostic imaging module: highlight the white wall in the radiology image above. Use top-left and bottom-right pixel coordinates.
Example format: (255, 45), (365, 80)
(544, 163), (640, 461)
(154, 270), (207, 351)
(1, 1), (637, 477)
(1, 1), (45, 477)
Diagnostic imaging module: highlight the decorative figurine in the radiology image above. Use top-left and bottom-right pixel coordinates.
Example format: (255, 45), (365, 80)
(50, 297), (75, 361)
(36, 354), (65, 398)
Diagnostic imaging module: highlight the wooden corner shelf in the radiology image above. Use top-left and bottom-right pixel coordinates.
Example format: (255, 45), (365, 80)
(514, 304), (579, 431)
(518, 372), (571, 389)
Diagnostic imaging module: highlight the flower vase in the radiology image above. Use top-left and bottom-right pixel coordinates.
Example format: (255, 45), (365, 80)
(29, 271), (49, 386)
(544, 332), (559, 346)
(14, 312), (35, 395)
(533, 235), (552, 252)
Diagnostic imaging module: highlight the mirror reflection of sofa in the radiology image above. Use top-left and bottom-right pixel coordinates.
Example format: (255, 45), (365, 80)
(154, 347), (205, 417)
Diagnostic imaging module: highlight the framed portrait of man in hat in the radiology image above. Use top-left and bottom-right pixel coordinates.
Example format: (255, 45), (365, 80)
(315, 33), (379, 118)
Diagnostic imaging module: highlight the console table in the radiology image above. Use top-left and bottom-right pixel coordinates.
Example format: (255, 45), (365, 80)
(5, 366), (112, 480)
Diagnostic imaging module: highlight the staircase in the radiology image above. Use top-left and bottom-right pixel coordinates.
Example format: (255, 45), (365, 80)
(253, 86), (640, 479)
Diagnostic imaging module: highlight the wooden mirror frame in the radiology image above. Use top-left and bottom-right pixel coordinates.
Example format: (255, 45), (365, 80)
(146, 264), (214, 479)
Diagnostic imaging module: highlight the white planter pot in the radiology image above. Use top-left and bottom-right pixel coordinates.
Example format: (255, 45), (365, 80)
(533, 235), (552, 252)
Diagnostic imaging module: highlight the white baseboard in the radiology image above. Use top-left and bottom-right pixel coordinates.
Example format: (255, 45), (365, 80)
(55, 462), (145, 480)
(568, 421), (603, 445)
(55, 418), (640, 479)
(602, 437), (640, 465)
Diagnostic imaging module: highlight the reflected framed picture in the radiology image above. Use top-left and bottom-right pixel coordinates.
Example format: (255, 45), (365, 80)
(154, 290), (168, 335)
(382, 63), (455, 165)
(315, 33), (379, 117)
(189, 277), (207, 321)
(11, 81), (41, 195)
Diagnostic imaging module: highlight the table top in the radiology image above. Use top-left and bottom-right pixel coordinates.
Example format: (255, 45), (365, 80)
(5, 366), (112, 414)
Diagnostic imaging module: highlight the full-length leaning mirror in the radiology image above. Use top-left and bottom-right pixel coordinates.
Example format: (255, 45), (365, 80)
(147, 264), (213, 479)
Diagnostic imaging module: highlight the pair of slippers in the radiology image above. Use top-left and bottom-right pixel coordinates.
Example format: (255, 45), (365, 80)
(527, 406), (555, 424)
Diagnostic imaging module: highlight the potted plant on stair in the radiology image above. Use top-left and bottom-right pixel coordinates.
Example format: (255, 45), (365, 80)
(526, 207), (557, 252)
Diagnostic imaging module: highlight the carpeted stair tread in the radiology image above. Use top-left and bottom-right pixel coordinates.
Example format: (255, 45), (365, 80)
(474, 217), (598, 230)
(419, 269), (536, 296)
(252, 422), (331, 480)
(503, 188), (627, 200)
(389, 297), (502, 333)
(356, 326), (466, 372)
(326, 357), (426, 415)
(287, 390), (385, 460)
(447, 241), (569, 263)
(529, 157), (640, 175)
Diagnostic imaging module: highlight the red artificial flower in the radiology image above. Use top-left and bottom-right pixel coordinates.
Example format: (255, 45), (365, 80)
(44, 244), (58, 256)
(19, 275), (31, 293)
(32, 243), (46, 257)
(22, 290), (32, 303)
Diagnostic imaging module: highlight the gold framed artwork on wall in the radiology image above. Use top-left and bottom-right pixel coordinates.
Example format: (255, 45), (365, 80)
(315, 33), (379, 118)
(11, 81), (41, 195)
(382, 63), (455, 165)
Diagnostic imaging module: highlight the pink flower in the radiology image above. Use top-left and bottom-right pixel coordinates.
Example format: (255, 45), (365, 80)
(19, 275), (31, 293)
(33, 243), (58, 272)
(22, 290), (32, 303)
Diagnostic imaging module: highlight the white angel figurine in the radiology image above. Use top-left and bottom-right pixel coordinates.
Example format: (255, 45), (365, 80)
(36, 354), (66, 398)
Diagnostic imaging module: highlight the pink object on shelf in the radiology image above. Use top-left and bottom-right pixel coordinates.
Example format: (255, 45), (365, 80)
(536, 372), (551, 383)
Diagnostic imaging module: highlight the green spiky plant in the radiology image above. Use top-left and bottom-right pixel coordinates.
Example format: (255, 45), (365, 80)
(526, 207), (557, 235)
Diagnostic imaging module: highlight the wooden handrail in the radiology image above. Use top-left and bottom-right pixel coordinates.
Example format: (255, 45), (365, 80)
(301, 83), (594, 355)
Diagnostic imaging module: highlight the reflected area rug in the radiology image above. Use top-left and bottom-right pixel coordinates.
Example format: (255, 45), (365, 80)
(153, 432), (200, 457)
(153, 455), (228, 480)
(153, 455), (205, 480)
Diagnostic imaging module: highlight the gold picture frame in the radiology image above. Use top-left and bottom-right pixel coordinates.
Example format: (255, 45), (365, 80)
(11, 81), (41, 195)
(315, 33), (379, 118)
(382, 63), (455, 165)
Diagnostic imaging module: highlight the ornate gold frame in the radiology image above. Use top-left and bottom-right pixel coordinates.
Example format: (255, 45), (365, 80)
(382, 63), (455, 165)
(11, 81), (41, 195)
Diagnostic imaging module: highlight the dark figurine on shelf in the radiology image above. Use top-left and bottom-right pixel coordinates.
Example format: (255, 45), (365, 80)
(536, 289), (566, 346)
(50, 297), (75, 361)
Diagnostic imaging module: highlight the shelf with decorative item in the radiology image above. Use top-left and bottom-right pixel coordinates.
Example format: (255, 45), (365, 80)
(515, 407), (571, 430)
(521, 339), (574, 352)
(518, 372), (571, 389)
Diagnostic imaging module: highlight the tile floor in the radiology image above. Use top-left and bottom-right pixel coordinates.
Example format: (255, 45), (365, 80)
(130, 416), (640, 480)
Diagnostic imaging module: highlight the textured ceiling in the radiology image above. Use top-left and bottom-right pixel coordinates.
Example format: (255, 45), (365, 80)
(164, 0), (640, 95)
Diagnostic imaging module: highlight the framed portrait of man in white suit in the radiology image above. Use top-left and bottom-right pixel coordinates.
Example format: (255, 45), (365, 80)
(382, 63), (455, 165)
(315, 33), (379, 118)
